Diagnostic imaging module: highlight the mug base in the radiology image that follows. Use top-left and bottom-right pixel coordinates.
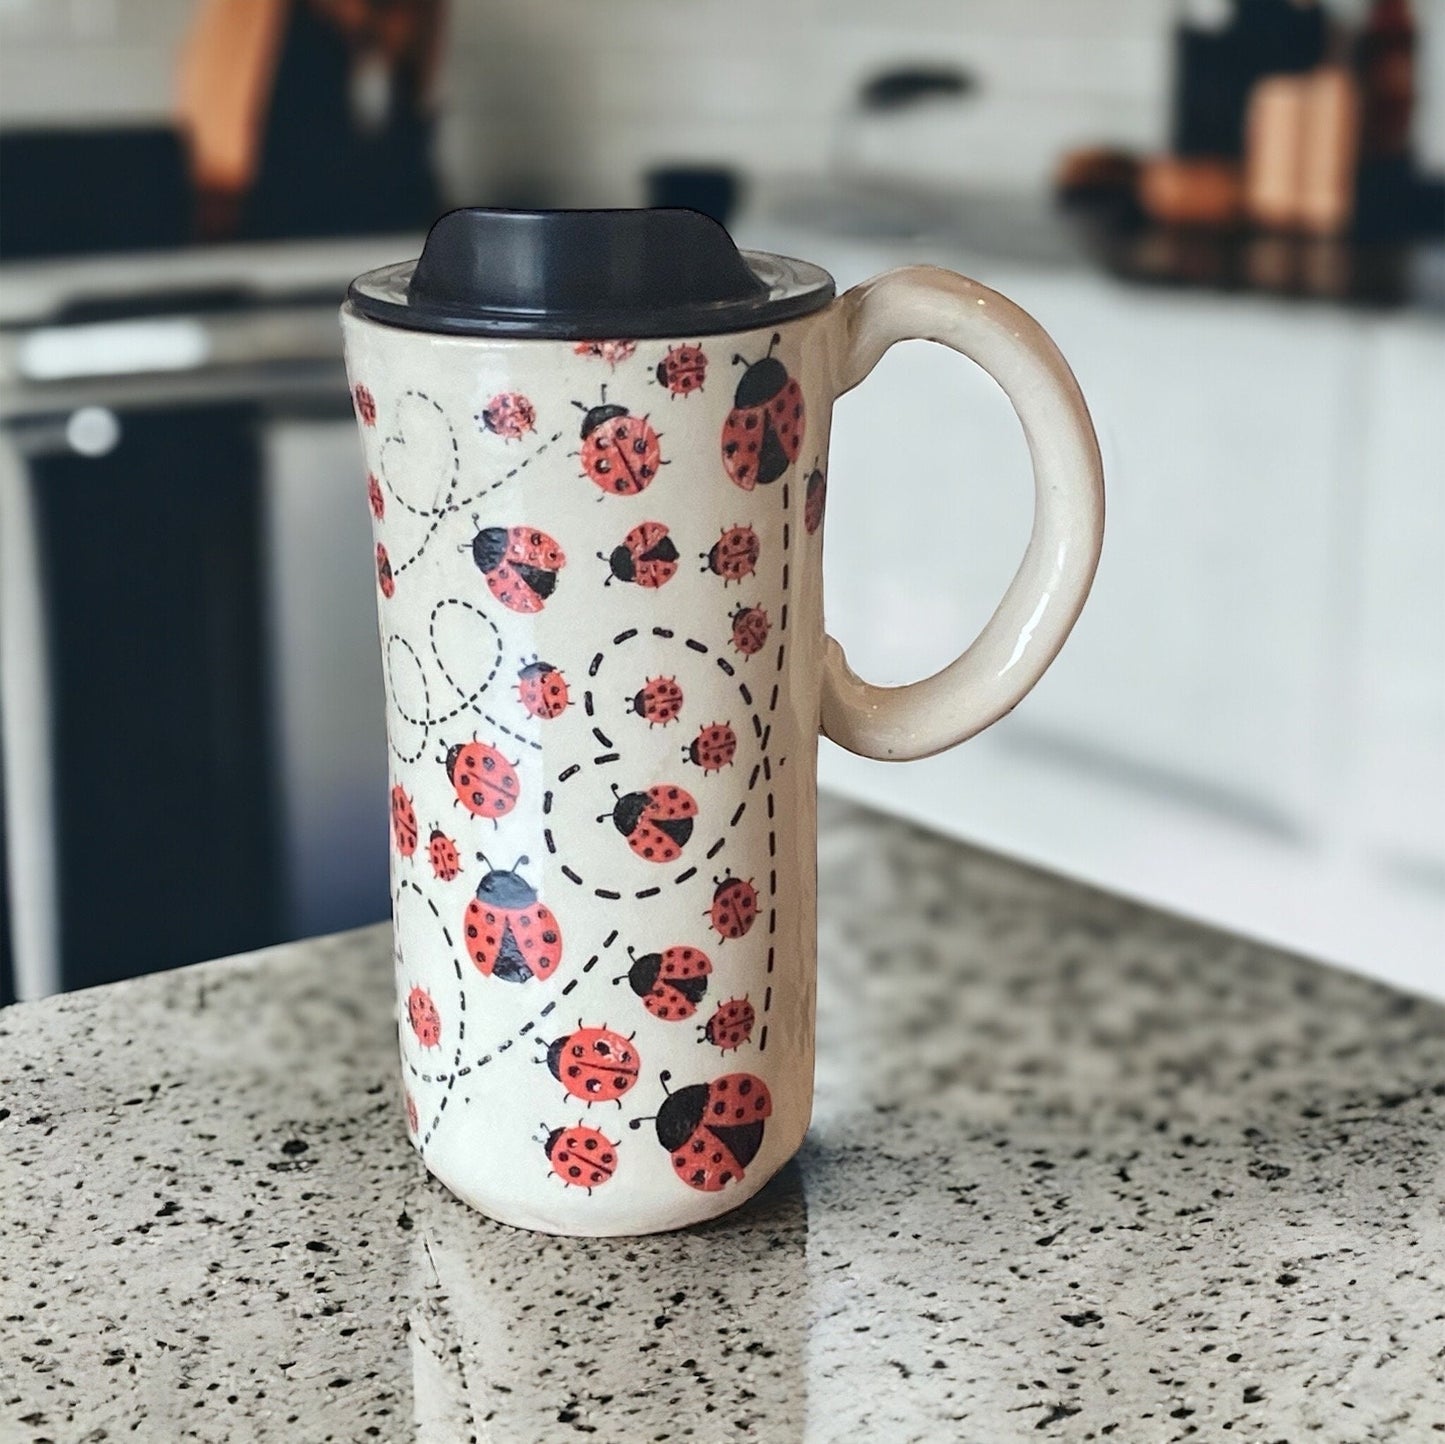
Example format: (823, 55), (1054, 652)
(419, 1129), (805, 1237)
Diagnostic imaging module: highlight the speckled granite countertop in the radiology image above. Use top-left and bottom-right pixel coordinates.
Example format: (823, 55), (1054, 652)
(3, 799), (1443, 1443)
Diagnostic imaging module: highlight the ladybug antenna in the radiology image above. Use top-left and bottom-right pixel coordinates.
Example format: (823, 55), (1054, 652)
(600, 383), (607, 404)
(731, 353), (747, 368)
(628, 1114), (657, 1130)
(571, 399), (587, 413)
(767, 331), (781, 356)
(659, 1069), (674, 1095)
(512, 854), (529, 872)
(476, 850), (492, 869)
(611, 972), (628, 986)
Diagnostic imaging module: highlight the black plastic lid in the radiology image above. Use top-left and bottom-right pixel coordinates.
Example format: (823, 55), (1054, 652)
(347, 207), (835, 339)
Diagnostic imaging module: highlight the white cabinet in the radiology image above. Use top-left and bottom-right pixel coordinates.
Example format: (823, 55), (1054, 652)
(744, 221), (1445, 997)
(1355, 319), (1445, 882)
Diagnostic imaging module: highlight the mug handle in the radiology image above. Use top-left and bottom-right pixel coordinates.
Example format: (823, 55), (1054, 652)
(819, 265), (1105, 761)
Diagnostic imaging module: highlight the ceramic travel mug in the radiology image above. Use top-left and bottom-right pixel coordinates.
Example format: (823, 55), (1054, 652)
(342, 208), (1104, 1236)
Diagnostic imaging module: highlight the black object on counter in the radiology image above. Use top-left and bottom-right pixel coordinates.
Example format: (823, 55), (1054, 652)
(645, 167), (740, 227)
(0, 127), (192, 259)
(1172, 0), (1327, 158)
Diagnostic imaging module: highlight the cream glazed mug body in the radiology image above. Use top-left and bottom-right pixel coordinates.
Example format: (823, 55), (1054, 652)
(342, 208), (1104, 1236)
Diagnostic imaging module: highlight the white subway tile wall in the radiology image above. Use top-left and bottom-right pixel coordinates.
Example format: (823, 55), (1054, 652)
(4, 0), (1440, 203)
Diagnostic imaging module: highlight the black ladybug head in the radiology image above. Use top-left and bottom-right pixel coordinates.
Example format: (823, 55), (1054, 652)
(543, 1125), (564, 1160)
(654, 1081), (709, 1153)
(607, 543), (636, 584)
(620, 949), (663, 997)
(579, 401), (628, 439)
(444, 743), (464, 781)
(545, 1036), (567, 1081)
(474, 856), (537, 908)
(732, 334), (786, 409)
(518, 658), (555, 680)
(609, 788), (649, 836)
(470, 526), (509, 574)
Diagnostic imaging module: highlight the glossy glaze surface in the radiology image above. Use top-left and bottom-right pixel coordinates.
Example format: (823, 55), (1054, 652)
(343, 308), (827, 1234)
(341, 254), (1103, 1234)
(3, 800), (1441, 1442)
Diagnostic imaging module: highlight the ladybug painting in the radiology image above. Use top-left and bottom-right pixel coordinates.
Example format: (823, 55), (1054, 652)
(405, 1092), (419, 1134)
(605, 521), (679, 589)
(708, 873), (758, 941)
(721, 333), (805, 490)
(367, 472), (385, 521)
(685, 722), (737, 773)
(407, 986), (442, 1048)
(352, 383), (377, 427)
(464, 855), (562, 983)
(573, 339), (636, 367)
(701, 997), (755, 1053)
(478, 391), (535, 440)
(575, 388), (664, 496)
(632, 1070), (773, 1193)
(376, 543), (395, 599)
(615, 944), (712, 1021)
(730, 604), (770, 657)
(631, 675), (683, 726)
(427, 828), (461, 882)
(655, 342), (707, 397)
(702, 524), (760, 584)
(804, 461), (827, 535)
(444, 739), (520, 822)
(545, 1024), (639, 1105)
(516, 658), (570, 720)
(469, 524), (565, 614)
(544, 1123), (618, 1192)
(599, 782), (698, 864)
(390, 784), (418, 856)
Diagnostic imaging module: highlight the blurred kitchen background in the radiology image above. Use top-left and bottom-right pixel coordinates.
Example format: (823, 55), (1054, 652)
(1, 0), (1441, 1004)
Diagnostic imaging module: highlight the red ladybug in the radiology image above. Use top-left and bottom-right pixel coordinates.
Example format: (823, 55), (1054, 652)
(703, 524), (760, 584)
(405, 1092), (418, 1134)
(656, 342), (707, 396)
(604, 521), (679, 589)
(516, 658), (570, 720)
(427, 828), (461, 882)
(469, 524), (565, 614)
(721, 334), (804, 490)
(478, 391), (536, 440)
(376, 543), (395, 598)
(352, 383), (377, 427)
(544, 1123), (618, 1192)
(575, 388), (663, 496)
(599, 782), (697, 863)
(407, 986), (442, 1048)
(730, 605), (770, 657)
(708, 873), (758, 941)
(615, 944), (712, 1020)
(464, 856), (562, 983)
(367, 472), (385, 520)
(685, 722), (737, 773)
(702, 997), (754, 1053)
(390, 784), (418, 855)
(804, 461), (827, 535)
(632, 1070), (773, 1192)
(573, 339), (636, 367)
(546, 1025), (639, 1105)
(631, 675), (683, 726)
(445, 739), (520, 821)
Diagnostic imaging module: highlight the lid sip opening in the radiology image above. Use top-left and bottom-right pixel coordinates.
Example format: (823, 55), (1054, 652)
(347, 207), (836, 339)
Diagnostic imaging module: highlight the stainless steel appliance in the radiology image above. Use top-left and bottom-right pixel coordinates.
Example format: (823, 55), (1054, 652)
(0, 236), (410, 996)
